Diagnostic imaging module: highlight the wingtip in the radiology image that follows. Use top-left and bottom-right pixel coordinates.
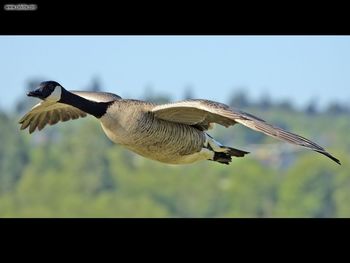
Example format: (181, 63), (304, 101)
(328, 154), (341, 166)
(328, 155), (341, 166)
(316, 150), (341, 165)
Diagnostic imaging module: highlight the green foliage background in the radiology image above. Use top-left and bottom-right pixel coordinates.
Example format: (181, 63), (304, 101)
(0, 93), (349, 217)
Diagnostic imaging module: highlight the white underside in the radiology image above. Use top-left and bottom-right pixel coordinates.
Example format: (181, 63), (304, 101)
(170, 148), (214, 164)
(204, 133), (228, 153)
(171, 135), (228, 164)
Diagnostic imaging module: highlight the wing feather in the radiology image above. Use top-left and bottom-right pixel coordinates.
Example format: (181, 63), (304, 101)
(19, 91), (119, 134)
(152, 100), (237, 129)
(152, 99), (340, 164)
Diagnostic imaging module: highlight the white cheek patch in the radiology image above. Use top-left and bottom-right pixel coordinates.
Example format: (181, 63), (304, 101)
(46, 86), (62, 102)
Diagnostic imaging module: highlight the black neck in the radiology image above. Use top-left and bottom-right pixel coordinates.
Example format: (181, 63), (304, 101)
(59, 89), (110, 118)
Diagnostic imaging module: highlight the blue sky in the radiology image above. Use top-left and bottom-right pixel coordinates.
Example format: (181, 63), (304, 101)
(0, 36), (349, 111)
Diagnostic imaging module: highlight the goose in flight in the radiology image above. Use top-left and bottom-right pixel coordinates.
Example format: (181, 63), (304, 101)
(19, 81), (340, 165)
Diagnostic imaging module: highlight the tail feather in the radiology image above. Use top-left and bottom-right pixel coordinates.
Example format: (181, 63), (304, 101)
(212, 146), (250, 165)
(212, 152), (232, 165)
(226, 147), (250, 157)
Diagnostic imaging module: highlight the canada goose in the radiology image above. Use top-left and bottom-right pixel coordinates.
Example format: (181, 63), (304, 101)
(19, 81), (341, 165)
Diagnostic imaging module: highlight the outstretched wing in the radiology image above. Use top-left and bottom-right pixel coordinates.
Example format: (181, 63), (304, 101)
(19, 91), (120, 134)
(151, 99), (340, 164)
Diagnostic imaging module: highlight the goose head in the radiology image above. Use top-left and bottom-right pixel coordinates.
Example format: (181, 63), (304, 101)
(28, 81), (63, 102)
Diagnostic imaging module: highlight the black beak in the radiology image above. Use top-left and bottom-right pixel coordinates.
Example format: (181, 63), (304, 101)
(27, 89), (42, 98)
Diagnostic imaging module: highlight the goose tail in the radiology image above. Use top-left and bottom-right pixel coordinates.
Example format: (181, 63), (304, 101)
(211, 147), (250, 165)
